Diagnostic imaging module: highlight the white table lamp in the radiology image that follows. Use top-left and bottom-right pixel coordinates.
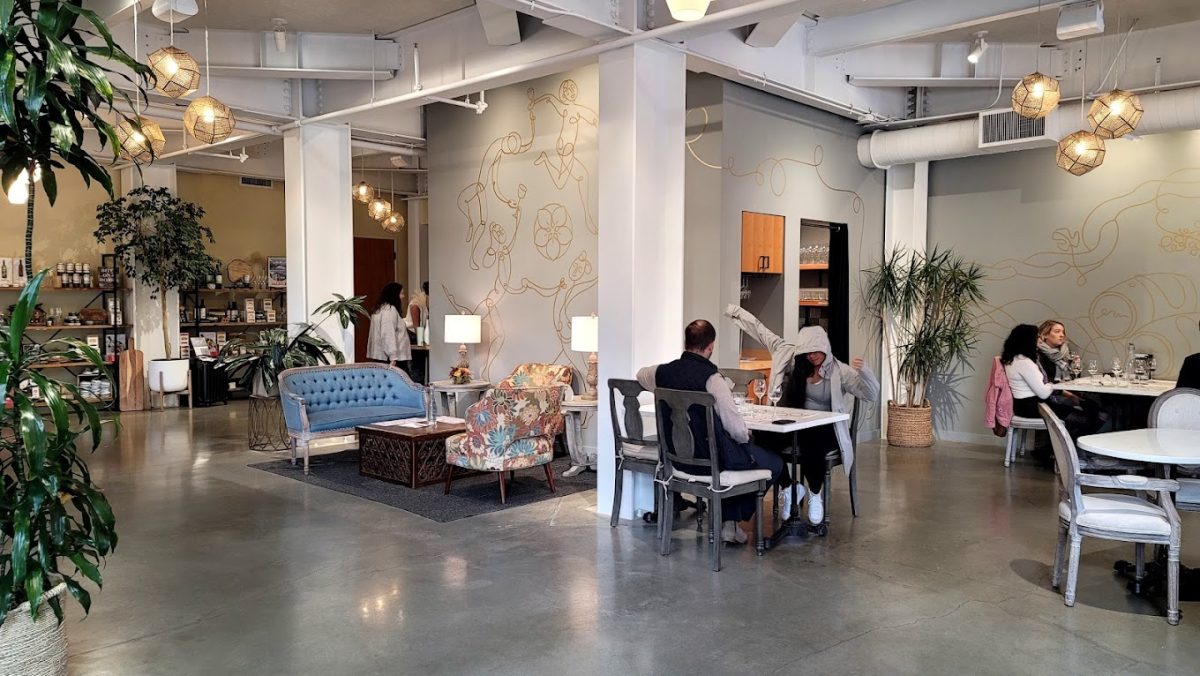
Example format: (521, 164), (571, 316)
(571, 315), (599, 400)
(444, 314), (481, 371)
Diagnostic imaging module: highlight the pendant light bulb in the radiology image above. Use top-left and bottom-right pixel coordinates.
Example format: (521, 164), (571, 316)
(381, 212), (406, 232)
(1088, 89), (1143, 139)
(5, 164), (42, 205)
(353, 181), (375, 203)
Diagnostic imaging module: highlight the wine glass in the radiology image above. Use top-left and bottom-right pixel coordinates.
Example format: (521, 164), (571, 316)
(1148, 356), (1158, 381)
(1069, 354), (1082, 381)
(1133, 359), (1147, 385)
(1087, 359), (1098, 378)
(768, 382), (783, 419)
(1111, 357), (1124, 383)
(753, 379), (767, 410)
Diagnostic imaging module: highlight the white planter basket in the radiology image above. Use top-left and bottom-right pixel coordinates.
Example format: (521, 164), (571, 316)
(147, 358), (192, 410)
(0, 583), (68, 676)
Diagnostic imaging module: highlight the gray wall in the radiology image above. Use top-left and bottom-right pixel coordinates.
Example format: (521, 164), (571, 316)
(928, 130), (1200, 443)
(684, 77), (886, 436)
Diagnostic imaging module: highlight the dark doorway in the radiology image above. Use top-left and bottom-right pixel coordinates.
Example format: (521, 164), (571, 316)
(353, 237), (397, 362)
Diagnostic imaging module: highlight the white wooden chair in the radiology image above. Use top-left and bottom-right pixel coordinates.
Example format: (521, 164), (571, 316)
(1004, 415), (1046, 467)
(1149, 387), (1200, 511)
(1040, 403), (1183, 625)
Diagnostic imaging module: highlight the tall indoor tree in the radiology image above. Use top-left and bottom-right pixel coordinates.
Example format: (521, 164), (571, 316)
(0, 0), (151, 273)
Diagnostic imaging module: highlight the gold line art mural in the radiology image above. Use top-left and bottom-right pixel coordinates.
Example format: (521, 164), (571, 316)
(976, 168), (1200, 374)
(447, 78), (598, 381)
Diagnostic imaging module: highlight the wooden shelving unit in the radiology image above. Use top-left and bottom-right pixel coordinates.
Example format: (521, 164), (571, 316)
(24, 324), (127, 332)
(29, 360), (95, 370)
(798, 263), (829, 271)
(798, 300), (829, 307)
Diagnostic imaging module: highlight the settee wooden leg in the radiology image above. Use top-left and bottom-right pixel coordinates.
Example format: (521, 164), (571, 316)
(444, 466), (455, 496)
(544, 464), (558, 494)
(498, 472), (508, 504)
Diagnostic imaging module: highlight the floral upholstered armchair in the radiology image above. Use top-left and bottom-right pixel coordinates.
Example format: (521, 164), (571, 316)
(498, 362), (574, 395)
(444, 385), (565, 503)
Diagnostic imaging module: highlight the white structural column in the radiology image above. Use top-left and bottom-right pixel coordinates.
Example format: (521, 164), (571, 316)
(284, 124), (355, 356)
(880, 161), (929, 429)
(118, 164), (182, 404)
(596, 43), (687, 520)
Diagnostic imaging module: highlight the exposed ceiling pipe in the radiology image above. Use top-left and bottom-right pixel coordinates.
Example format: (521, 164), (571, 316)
(856, 85), (1200, 168)
(352, 139), (425, 157)
(275, 0), (810, 131)
(412, 43), (488, 114)
(111, 132), (264, 170)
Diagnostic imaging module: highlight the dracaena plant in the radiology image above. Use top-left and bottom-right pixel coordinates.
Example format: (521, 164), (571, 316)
(0, 0), (152, 274)
(95, 186), (220, 359)
(0, 270), (117, 628)
(221, 295), (366, 396)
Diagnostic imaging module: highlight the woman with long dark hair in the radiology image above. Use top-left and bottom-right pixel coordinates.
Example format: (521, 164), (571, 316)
(1002, 323), (1099, 438)
(367, 282), (412, 374)
(725, 305), (879, 526)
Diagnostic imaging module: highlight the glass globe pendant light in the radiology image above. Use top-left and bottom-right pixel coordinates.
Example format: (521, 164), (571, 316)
(367, 196), (393, 221)
(380, 171), (404, 232)
(1011, 2), (1060, 120)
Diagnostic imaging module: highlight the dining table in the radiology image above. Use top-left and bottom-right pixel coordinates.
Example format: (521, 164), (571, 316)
(1054, 377), (1177, 430)
(1076, 428), (1200, 601)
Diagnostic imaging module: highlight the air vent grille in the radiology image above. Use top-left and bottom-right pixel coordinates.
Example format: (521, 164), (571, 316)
(978, 109), (1047, 147)
(239, 176), (273, 189)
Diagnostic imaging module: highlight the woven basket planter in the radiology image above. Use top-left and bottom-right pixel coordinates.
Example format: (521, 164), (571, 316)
(886, 401), (933, 448)
(0, 583), (68, 676)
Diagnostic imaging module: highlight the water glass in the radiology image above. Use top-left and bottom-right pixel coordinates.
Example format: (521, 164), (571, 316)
(1087, 360), (1098, 378)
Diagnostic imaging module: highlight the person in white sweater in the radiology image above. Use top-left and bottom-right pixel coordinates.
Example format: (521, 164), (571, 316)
(366, 282), (412, 375)
(1001, 324), (1099, 439)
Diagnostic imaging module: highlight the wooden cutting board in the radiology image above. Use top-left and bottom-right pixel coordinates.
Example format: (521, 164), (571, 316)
(119, 338), (145, 411)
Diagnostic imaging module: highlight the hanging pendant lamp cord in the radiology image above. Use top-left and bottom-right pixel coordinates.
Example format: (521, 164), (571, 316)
(204, 0), (211, 96)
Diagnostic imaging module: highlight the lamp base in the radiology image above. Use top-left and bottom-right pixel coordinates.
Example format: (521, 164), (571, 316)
(583, 352), (598, 400)
(456, 344), (469, 370)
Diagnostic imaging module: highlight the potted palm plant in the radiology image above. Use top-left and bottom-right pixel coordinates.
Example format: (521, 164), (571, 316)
(1, 0), (151, 274)
(221, 295), (366, 450)
(95, 186), (219, 398)
(862, 247), (986, 447)
(0, 271), (116, 674)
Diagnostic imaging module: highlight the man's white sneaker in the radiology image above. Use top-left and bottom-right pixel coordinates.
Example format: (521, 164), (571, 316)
(806, 490), (824, 526)
(561, 465), (586, 478)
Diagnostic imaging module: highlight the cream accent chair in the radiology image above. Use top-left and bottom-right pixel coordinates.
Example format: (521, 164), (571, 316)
(1148, 387), (1200, 510)
(1040, 403), (1183, 625)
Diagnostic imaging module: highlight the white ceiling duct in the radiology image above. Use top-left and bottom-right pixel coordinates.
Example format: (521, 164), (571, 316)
(858, 86), (1200, 168)
(152, 0), (199, 23)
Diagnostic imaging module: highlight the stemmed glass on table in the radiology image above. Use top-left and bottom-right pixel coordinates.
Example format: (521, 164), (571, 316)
(1069, 353), (1082, 381)
(1087, 359), (1098, 378)
(753, 379), (767, 418)
(1111, 357), (1124, 383)
(769, 382), (783, 419)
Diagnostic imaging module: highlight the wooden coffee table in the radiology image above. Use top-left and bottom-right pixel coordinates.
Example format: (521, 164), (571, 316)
(357, 420), (468, 488)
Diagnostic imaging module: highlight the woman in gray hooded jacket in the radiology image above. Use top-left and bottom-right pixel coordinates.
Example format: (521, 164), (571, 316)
(725, 305), (879, 525)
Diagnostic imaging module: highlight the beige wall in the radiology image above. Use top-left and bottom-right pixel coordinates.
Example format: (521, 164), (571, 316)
(177, 171), (286, 276)
(0, 168), (118, 274)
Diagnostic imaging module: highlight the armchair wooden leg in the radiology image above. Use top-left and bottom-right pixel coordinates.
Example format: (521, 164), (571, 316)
(498, 471), (508, 504)
(1064, 533), (1082, 607)
(1168, 546), (1181, 626)
(544, 463), (558, 494)
(1051, 522), (1067, 590)
(444, 465), (455, 496)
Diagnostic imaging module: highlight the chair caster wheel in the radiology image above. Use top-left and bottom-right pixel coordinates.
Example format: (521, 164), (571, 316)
(643, 511), (658, 524)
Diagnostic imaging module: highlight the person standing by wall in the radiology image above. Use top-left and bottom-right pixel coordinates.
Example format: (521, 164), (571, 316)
(367, 282), (413, 376)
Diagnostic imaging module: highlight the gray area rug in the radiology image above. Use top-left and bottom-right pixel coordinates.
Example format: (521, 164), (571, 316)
(248, 451), (596, 523)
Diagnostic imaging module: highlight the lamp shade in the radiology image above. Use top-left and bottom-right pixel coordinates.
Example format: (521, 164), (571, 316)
(1011, 72), (1061, 119)
(184, 95), (236, 144)
(1088, 89), (1143, 139)
(666, 0), (710, 21)
(148, 45), (200, 98)
(1056, 130), (1106, 176)
(117, 117), (166, 164)
(367, 197), (392, 220)
(352, 181), (375, 203)
(380, 211), (405, 232)
(571, 315), (598, 353)
(444, 314), (481, 344)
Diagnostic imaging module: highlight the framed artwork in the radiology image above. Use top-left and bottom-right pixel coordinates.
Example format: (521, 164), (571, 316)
(268, 257), (287, 289)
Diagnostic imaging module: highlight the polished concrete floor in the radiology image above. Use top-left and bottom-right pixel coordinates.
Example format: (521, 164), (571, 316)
(63, 405), (1200, 675)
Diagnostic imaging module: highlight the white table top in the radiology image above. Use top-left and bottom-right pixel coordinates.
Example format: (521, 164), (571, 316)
(639, 403), (847, 433)
(430, 379), (490, 391)
(1053, 377), (1175, 397)
(1077, 428), (1200, 465)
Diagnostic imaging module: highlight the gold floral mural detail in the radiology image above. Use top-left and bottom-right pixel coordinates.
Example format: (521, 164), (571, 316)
(447, 78), (598, 381)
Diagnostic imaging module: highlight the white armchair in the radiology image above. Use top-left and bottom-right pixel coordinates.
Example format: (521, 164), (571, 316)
(1040, 403), (1183, 625)
(1149, 387), (1200, 510)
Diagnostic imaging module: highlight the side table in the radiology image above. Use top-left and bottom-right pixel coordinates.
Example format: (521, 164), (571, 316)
(561, 398), (597, 477)
(430, 379), (491, 417)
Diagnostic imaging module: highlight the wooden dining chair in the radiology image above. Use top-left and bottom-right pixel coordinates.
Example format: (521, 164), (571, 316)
(1040, 403), (1183, 625)
(606, 378), (662, 529)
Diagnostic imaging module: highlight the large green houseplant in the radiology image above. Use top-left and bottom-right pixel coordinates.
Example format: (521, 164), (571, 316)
(0, 271), (116, 673)
(95, 186), (219, 395)
(1, 0), (151, 273)
(863, 247), (986, 447)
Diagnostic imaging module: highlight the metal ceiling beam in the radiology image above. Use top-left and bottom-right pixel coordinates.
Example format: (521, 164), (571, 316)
(476, 0), (523, 46)
(86, 0), (153, 26)
(849, 76), (1022, 88)
(744, 12), (810, 48)
(806, 0), (1072, 56)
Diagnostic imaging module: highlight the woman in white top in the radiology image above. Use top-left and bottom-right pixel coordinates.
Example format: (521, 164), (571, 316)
(1002, 323), (1098, 438)
(366, 282), (412, 375)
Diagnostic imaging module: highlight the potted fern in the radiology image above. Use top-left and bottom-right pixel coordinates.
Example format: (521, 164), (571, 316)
(862, 247), (986, 447)
(0, 271), (116, 674)
(95, 186), (219, 399)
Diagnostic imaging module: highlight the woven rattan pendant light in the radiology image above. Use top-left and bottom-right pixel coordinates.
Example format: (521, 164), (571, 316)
(1087, 16), (1143, 139)
(184, 3), (235, 143)
(148, 13), (199, 98)
(1012, 1), (1061, 119)
(367, 195), (392, 221)
(1056, 43), (1105, 176)
(120, 11), (165, 163)
(353, 153), (374, 203)
(380, 171), (405, 232)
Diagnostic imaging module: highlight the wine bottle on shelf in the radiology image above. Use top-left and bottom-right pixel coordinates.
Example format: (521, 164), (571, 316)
(198, 299), (207, 321)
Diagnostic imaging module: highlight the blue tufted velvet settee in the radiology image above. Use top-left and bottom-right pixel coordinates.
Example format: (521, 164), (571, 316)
(279, 363), (425, 473)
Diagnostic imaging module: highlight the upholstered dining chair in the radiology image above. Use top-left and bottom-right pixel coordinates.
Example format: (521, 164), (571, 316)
(654, 387), (771, 572)
(444, 385), (564, 504)
(1040, 403), (1183, 625)
(607, 378), (661, 529)
(1149, 387), (1200, 512)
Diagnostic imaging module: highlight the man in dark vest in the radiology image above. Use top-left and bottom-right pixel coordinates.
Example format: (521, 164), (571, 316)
(637, 319), (792, 545)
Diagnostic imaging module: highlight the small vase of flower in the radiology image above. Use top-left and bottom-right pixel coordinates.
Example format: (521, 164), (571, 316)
(449, 366), (472, 385)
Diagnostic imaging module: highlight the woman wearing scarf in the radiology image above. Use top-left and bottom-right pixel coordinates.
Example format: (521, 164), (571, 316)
(724, 305), (879, 526)
(1036, 320), (1072, 382)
